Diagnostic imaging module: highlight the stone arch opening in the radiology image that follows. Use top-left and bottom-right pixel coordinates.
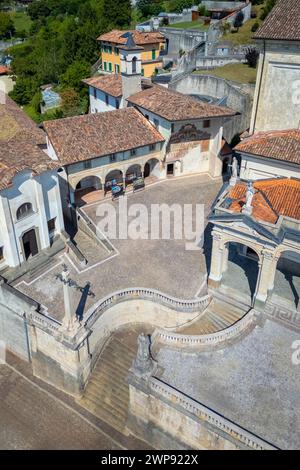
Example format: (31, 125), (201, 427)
(273, 250), (300, 310)
(75, 176), (102, 205)
(221, 241), (260, 305)
(105, 169), (123, 193)
(144, 158), (159, 179)
(125, 164), (142, 186)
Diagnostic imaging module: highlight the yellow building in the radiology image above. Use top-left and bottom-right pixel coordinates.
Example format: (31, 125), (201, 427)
(98, 30), (166, 78)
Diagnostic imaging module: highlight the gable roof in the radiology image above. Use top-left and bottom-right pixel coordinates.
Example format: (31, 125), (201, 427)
(43, 108), (165, 165)
(254, 0), (300, 41)
(83, 75), (123, 97)
(235, 129), (300, 165)
(98, 30), (165, 46)
(227, 178), (300, 224)
(0, 97), (59, 191)
(127, 85), (237, 122)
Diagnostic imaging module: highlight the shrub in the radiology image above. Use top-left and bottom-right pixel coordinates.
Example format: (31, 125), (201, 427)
(245, 47), (259, 68)
(251, 22), (260, 33)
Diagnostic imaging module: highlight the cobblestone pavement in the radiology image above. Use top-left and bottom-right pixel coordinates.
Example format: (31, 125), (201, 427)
(15, 175), (221, 321)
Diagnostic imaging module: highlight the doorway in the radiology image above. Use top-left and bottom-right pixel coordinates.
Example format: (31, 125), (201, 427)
(22, 229), (38, 260)
(167, 163), (174, 176)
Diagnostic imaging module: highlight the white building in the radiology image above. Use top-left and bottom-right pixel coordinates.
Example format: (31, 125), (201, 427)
(0, 97), (64, 269)
(82, 33), (237, 183)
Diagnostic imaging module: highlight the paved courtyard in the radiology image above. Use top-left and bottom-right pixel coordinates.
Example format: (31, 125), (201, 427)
(15, 175), (221, 321)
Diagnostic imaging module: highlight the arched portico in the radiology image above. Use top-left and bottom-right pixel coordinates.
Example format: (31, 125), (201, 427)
(125, 164), (142, 186)
(104, 169), (124, 193)
(75, 176), (102, 205)
(272, 250), (300, 310)
(144, 158), (160, 179)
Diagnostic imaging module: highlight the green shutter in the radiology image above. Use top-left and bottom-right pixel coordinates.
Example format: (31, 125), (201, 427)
(104, 62), (107, 71)
(109, 62), (112, 72)
(152, 49), (156, 60)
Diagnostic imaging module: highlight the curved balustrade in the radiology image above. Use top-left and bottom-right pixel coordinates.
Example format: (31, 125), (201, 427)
(84, 287), (211, 327)
(151, 309), (258, 350)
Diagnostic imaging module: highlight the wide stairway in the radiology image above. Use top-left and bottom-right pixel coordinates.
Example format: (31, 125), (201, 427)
(76, 296), (250, 434)
(76, 324), (153, 434)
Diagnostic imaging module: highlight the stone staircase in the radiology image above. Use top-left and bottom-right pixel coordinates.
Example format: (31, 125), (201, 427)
(177, 296), (250, 335)
(76, 297), (249, 436)
(77, 325), (152, 434)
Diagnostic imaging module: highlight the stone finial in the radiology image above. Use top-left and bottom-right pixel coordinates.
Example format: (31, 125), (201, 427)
(132, 333), (155, 377)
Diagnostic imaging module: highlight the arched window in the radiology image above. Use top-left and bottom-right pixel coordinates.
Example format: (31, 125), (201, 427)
(132, 56), (137, 74)
(17, 203), (33, 220)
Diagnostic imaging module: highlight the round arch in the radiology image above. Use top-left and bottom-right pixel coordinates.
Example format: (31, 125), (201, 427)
(125, 164), (142, 186)
(105, 169), (123, 192)
(75, 175), (102, 205)
(273, 249), (300, 309)
(221, 240), (261, 305)
(144, 158), (160, 179)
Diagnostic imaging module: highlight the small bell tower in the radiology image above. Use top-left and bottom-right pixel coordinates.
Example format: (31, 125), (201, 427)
(119, 32), (143, 103)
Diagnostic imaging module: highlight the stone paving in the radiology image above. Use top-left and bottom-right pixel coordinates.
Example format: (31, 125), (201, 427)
(15, 175), (221, 322)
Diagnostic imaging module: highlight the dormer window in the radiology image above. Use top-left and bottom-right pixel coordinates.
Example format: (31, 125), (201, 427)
(17, 203), (33, 220)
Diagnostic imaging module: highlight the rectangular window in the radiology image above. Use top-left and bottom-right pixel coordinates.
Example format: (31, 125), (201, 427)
(93, 88), (97, 99)
(130, 149), (136, 157)
(141, 68), (145, 76)
(83, 160), (92, 169)
(105, 94), (109, 106)
(114, 47), (119, 55)
(109, 62), (112, 72)
(110, 154), (116, 162)
(115, 99), (120, 109)
(152, 49), (156, 60)
(103, 61), (107, 71)
(203, 120), (211, 128)
(154, 118), (159, 129)
(115, 64), (120, 74)
(149, 144), (156, 152)
(171, 123), (174, 133)
(48, 218), (56, 233)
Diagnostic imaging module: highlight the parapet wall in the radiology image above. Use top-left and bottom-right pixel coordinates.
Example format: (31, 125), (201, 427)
(170, 73), (254, 141)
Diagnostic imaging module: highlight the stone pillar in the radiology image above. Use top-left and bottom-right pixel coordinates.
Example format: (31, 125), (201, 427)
(254, 250), (276, 308)
(60, 267), (79, 333)
(208, 231), (224, 288)
(34, 178), (50, 250)
(222, 243), (229, 274)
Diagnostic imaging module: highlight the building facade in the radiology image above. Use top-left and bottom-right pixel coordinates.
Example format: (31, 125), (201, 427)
(98, 30), (166, 78)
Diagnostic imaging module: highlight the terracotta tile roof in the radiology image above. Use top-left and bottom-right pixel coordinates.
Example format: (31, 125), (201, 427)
(43, 108), (165, 165)
(235, 129), (300, 165)
(0, 65), (10, 75)
(254, 0), (300, 41)
(83, 75), (123, 97)
(127, 85), (237, 122)
(227, 178), (300, 223)
(0, 95), (45, 145)
(98, 29), (165, 46)
(0, 97), (59, 191)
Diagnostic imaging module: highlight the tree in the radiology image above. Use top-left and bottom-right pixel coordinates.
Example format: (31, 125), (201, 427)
(260, 0), (277, 21)
(233, 11), (244, 31)
(60, 60), (91, 93)
(198, 5), (209, 17)
(137, 0), (163, 18)
(0, 12), (15, 39)
(245, 47), (259, 68)
(102, 0), (131, 29)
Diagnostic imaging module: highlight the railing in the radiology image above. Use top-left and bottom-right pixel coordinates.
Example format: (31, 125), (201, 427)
(148, 377), (277, 450)
(151, 308), (258, 350)
(85, 287), (211, 328)
(76, 207), (115, 253)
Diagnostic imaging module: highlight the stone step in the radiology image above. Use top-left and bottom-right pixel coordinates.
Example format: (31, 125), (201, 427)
(79, 395), (127, 432)
(104, 345), (136, 368)
(83, 385), (128, 415)
(88, 371), (129, 401)
(98, 355), (133, 381)
(206, 310), (230, 330)
(107, 336), (138, 356)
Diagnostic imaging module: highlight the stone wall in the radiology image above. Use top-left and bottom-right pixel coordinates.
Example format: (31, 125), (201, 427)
(159, 27), (207, 55)
(170, 73), (254, 141)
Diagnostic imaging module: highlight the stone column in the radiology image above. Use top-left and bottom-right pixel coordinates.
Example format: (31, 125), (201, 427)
(34, 178), (50, 250)
(254, 250), (276, 308)
(222, 242), (229, 274)
(208, 231), (224, 288)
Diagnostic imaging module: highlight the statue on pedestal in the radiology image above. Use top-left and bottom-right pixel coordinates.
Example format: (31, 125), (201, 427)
(229, 156), (238, 186)
(242, 182), (255, 215)
(132, 333), (155, 377)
